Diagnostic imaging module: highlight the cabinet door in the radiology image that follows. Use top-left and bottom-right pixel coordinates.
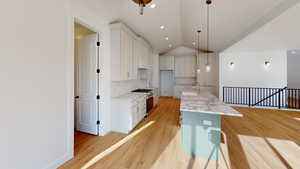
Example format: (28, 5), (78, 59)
(160, 56), (167, 70)
(175, 56), (196, 77)
(138, 97), (146, 120)
(175, 56), (185, 77)
(137, 42), (143, 69)
(120, 30), (129, 80)
(160, 56), (174, 70)
(138, 43), (147, 69)
(132, 39), (138, 79)
(111, 29), (122, 81)
(127, 35), (135, 80)
(121, 30), (136, 80)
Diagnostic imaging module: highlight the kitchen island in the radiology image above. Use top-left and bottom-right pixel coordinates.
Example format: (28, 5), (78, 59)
(180, 89), (242, 162)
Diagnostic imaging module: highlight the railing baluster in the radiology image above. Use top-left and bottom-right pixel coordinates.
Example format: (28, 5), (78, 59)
(278, 89), (281, 109)
(222, 86), (297, 109)
(223, 87), (225, 102)
(294, 89), (296, 108)
(298, 89), (300, 109)
(234, 88), (236, 104)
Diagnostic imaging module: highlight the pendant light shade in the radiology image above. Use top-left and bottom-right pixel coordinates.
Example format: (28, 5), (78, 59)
(205, 65), (211, 72)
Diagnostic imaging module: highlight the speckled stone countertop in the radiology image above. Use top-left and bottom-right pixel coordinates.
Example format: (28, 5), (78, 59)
(180, 89), (243, 117)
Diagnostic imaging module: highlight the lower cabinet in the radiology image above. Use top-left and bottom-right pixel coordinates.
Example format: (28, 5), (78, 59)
(111, 93), (147, 134)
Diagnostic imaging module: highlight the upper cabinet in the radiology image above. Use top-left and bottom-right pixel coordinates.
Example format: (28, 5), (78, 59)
(174, 55), (196, 78)
(110, 22), (152, 81)
(135, 40), (151, 69)
(160, 55), (174, 70)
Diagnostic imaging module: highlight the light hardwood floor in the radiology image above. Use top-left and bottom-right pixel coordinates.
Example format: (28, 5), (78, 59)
(59, 97), (300, 169)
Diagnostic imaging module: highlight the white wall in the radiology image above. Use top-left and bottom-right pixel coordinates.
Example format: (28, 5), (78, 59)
(197, 53), (220, 96)
(224, 2), (300, 53)
(219, 2), (300, 100)
(0, 0), (123, 169)
(0, 0), (69, 169)
(152, 52), (160, 89)
(219, 50), (287, 99)
(287, 51), (300, 88)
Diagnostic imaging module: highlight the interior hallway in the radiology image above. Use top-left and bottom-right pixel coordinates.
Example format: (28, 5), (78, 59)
(59, 97), (300, 169)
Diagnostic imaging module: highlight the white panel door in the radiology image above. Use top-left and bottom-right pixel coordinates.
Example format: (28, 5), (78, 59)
(75, 34), (98, 135)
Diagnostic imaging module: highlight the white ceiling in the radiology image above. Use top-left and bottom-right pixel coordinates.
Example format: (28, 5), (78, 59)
(117, 0), (297, 54)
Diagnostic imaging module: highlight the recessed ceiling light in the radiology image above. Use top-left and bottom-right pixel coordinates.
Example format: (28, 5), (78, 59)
(150, 4), (156, 8)
(160, 25), (165, 30)
(165, 37), (169, 41)
(192, 42), (196, 46)
(169, 44), (172, 48)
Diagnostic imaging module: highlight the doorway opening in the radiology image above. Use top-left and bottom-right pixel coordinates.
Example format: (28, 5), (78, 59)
(160, 70), (174, 97)
(74, 21), (100, 141)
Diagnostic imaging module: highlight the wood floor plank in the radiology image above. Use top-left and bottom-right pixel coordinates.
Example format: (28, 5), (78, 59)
(59, 98), (300, 169)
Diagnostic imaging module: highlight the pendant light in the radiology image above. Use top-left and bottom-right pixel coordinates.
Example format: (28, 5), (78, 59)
(205, 0), (212, 72)
(132, 0), (152, 15)
(196, 30), (201, 73)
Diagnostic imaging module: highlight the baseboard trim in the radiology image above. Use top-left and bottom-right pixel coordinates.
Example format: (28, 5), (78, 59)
(43, 152), (73, 169)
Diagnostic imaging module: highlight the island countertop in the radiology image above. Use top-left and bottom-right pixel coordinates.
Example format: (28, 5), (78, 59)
(180, 89), (243, 117)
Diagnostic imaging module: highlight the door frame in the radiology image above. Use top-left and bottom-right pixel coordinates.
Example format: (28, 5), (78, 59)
(67, 16), (103, 157)
(74, 17), (101, 134)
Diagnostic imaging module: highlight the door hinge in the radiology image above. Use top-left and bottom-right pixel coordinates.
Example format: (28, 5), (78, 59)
(97, 120), (100, 125)
(96, 95), (100, 100)
(96, 41), (101, 47)
(96, 69), (100, 73)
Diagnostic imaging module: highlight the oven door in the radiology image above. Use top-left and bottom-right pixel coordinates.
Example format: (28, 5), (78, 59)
(147, 96), (154, 113)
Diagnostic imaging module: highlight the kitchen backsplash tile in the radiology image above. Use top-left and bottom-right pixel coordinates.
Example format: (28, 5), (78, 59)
(111, 80), (147, 97)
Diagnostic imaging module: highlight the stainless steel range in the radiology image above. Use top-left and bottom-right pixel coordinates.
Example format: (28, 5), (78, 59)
(132, 89), (153, 113)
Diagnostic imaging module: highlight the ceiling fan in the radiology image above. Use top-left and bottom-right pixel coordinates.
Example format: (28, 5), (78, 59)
(132, 0), (152, 15)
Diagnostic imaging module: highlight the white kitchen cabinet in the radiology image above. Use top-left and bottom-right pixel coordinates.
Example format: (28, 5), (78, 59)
(174, 56), (185, 77)
(160, 55), (174, 70)
(175, 55), (196, 77)
(111, 93), (147, 134)
(111, 22), (151, 81)
(111, 24), (135, 81)
(137, 41), (151, 69)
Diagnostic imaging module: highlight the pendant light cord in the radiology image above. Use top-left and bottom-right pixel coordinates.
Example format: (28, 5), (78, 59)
(198, 31), (200, 62)
(206, 4), (210, 65)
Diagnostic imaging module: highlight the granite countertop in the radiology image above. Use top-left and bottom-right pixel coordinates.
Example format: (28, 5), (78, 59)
(180, 89), (243, 117)
(112, 92), (148, 100)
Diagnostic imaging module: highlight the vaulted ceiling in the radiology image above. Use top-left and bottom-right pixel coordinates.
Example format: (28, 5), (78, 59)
(117, 0), (296, 54)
